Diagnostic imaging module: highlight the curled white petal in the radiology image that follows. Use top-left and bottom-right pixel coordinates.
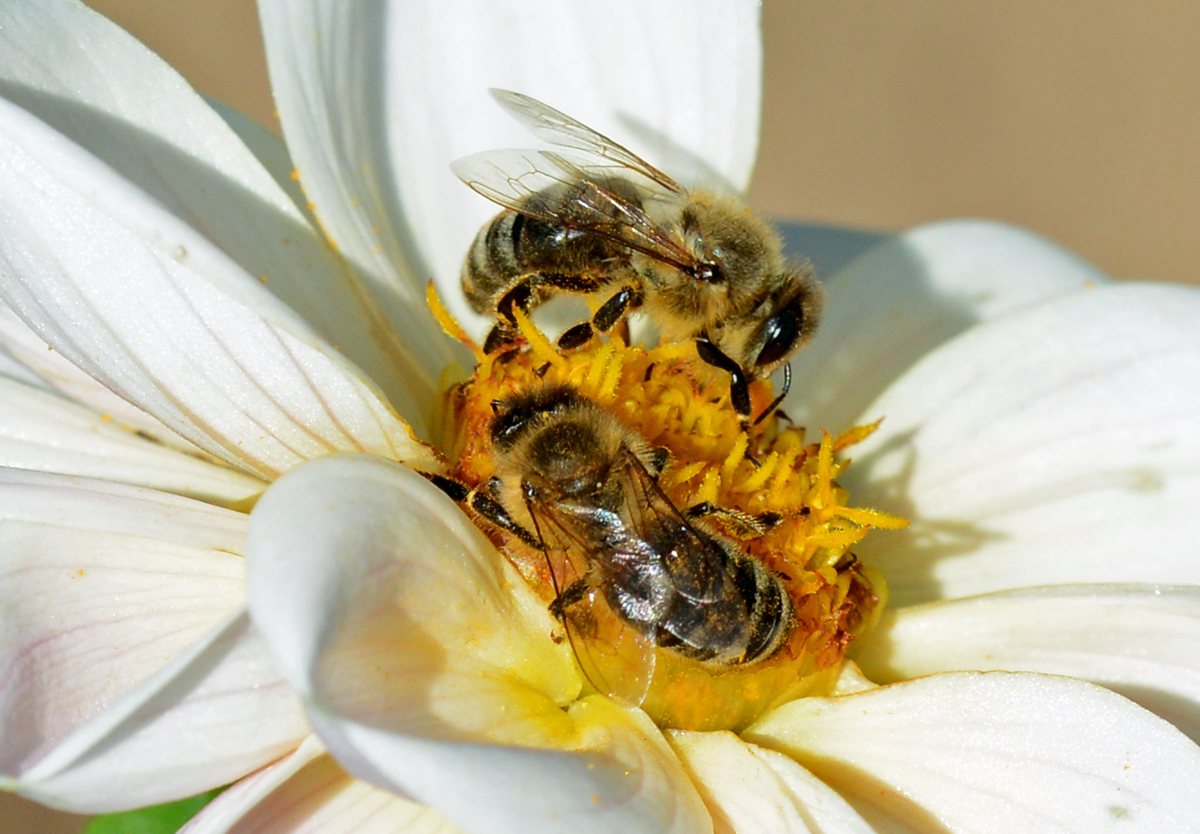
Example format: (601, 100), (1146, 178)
(845, 282), (1200, 604)
(745, 671), (1200, 833)
(309, 697), (711, 834)
(855, 584), (1200, 743)
(246, 455), (578, 726)
(247, 455), (709, 833)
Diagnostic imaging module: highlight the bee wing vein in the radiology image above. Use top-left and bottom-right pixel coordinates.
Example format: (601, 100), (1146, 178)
(489, 88), (685, 197)
(452, 147), (700, 272)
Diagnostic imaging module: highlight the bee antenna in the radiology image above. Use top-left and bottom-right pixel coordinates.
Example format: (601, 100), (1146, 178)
(490, 399), (506, 414)
(753, 364), (792, 426)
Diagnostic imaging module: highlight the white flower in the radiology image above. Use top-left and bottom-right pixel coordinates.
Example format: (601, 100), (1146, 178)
(0, 2), (1198, 833)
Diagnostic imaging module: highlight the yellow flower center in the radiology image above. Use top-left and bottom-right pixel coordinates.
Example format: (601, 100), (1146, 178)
(428, 286), (905, 731)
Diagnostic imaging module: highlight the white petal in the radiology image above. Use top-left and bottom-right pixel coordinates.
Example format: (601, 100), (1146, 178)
(843, 282), (1200, 604)
(0, 466), (248, 545)
(246, 455), (578, 733)
(206, 101), (315, 227)
(246, 455), (708, 833)
(776, 222), (891, 283)
(745, 672), (1200, 834)
(179, 736), (328, 834)
(854, 584), (1200, 743)
(0, 98), (437, 477)
(260, 0), (762, 334)
(183, 742), (462, 834)
(0, 470), (307, 811)
(0, 469), (245, 772)
(0, 376), (265, 504)
(667, 730), (873, 834)
(829, 802), (923, 834)
(309, 696), (711, 834)
(0, 318), (45, 387)
(0, 299), (192, 448)
(829, 662), (878, 697)
(0, 0), (446, 423)
(787, 220), (1109, 432)
(11, 610), (308, 813)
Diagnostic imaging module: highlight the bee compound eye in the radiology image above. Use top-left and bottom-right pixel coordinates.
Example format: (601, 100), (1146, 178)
(755, 309), (800, 369)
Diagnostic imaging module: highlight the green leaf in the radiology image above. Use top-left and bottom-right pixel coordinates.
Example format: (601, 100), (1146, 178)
(81, 789), (221, 834)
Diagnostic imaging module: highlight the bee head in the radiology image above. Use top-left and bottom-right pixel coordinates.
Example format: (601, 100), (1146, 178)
(490, 384), (583, 452)
(490, 385), (625, 499)
(709, 266), (823, 378)
(681, 193), (778, 302)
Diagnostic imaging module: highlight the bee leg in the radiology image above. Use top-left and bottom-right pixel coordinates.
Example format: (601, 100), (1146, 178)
(833, 552), (858, 571)
(426, 473), (471, 502)
(686, 502), (782, 537)
(694, 339), (765, 464)
(469, 491), (544, 550)
(728, 373), (752, 422)
(557, 321), (595, 351)
(647, 446), (671, 478)
(593, 286), (640, 332)
(425, 474), (543, 550)
(753, 363), (792, 426)
(695, 339), (752, 419)
(497, 283), (533, 324)
(557, 285), (641, 351)
(549, 578), (590, 622)
(484, 283), (536, 353)
(483, 325), (519, 355)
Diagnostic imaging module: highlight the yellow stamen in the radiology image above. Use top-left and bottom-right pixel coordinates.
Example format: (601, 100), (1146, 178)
(426, 282), (484, 361)
(513, 307), (567, 370)
(828, 506), (910, 529)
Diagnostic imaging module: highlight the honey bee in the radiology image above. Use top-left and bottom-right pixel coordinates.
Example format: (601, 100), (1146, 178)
(453, 90), (822, 423)
(431, 385), (792, 704)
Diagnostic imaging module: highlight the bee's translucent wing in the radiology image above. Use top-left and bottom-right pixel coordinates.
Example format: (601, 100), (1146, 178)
(451, 148), (701, 273)
(564, 585), (658, 706)
(489, 89), (685, 199)
(618, 453), (743, 608)
(450, 148), (574, 215)
(525, 494), (657, 706)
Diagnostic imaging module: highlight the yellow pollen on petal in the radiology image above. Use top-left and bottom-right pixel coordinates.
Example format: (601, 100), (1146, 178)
(436, 310), (903, 731)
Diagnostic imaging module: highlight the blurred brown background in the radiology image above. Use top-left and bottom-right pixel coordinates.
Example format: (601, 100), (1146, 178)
(755, 2), (1200, 284)
(8, 1), (1200, 832)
